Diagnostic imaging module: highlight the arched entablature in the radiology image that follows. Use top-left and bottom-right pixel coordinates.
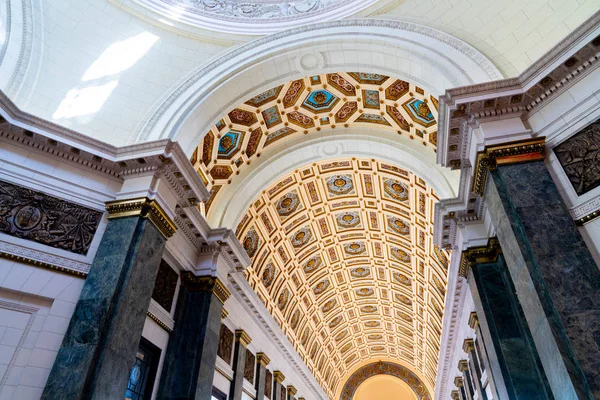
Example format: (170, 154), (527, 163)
(234, 157), (450, 398)
(136, 19), (503, 149)
(339, 361), (432, 400)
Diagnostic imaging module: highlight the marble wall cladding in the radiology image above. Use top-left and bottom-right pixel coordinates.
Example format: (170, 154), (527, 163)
(255, 362), (267, 400)
(486, 161), (600, 400)
(244, 349), (255, 383)
(472, 255), (552, 399)
(157, 286), (223, 399)
(230, 340), (248, 400)
(554, 118), (600, 196)
(265, 370), (273, 400)
(41, 216), (166, 400)
(0, 179), (103, 255)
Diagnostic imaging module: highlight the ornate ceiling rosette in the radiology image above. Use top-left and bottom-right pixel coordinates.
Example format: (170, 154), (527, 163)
(236, 158), (449, 397)
(130, 0), (380, 35)
(191, 72), (439, 214)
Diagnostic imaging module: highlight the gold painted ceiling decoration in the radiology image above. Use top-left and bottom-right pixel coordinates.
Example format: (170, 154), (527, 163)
(190, 72), (439, 213)
(236, 158), (449, 397)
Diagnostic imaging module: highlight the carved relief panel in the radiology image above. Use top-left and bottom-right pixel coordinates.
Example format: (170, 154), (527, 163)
(217, 324), (234, 365)
(151, 260), (179, 311)
(244, 349), (255, 383)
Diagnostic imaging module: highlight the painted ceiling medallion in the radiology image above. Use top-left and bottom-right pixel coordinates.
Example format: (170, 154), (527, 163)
(336, 211), (361, 229)
(329, 315), (344, 328)
(360, 305), (377, 314)
(391, 247), (411, 263)
(364, 321), (380, 328)
(344, 241), (366, 256)
(393, 272), (411, 285)
(367, 334), (383, 340)
(383, 178), (409, 202)
(326, 174), (355, 196)
(302, 89), (340, 113)
(261, 262), (277, 287)
(356, 288), (374, 297)
(387, 216), (410, 235)
(313, 279), (330, 296)
(403, 98), (435, 127)
(290, 226), (313, 248)
(243, 228), (260, 258)
(217, 130), (244, 159)
(290, 309), (301, 330)
(134, 0), (379, 35)
(322, 299), (337, 314)
(350, 266), (370, 278)
(278, 287), (290, 310)
(276, 191), (301, 217)
(303, 256), (322, 274)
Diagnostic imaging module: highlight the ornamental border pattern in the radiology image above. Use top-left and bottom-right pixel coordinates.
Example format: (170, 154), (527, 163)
(0, 240), (90, 276)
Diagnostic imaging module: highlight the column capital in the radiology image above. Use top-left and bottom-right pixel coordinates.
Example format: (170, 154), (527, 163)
(462, 338), (475, 353)
(235, 330), (252, 347)
(454, 377), (464, 387)
(458, 359), (469, 372)
(105, 197), (176, 238)
(221, 308), (229, 320)
(459, 237), (501, 277)
(287, 386), (297, 395)
(273, 371), (285, 383)
(472, 137), (545, 196)
(180, 273), (230, 303)
(450, 390), (460, 400)
(468, 312), (479, 329)
(256, 352), (270, 367)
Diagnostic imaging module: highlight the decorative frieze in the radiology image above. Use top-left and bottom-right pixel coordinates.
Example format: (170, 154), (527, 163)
(0, 179), (102, 255)
(244, 349), (256, 382)
(459, 238), (501, 277)
(554, 118), (600, 196)
(180, 272), (231, 303)
(217, 324), (234, 365)
(151, 259), (179, 311)
(105, 197), (176, 238)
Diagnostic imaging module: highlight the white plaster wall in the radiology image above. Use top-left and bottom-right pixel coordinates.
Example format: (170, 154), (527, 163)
(7, 0), (240, 146)
(141, 316), (171, 400)
(357, 0), (599, 76)
(0, 264), (85, 400)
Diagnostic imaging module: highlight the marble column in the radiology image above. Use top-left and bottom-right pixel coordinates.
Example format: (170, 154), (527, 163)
(469, 252), (552, 399)
(42, 198), (175, 400)
(286, 385), (297, 400)
(255, 353), (271, 400)
(458, 360), (474, 400)
(273, 371), (285, 400)
(485, 158), (600, 399)
(230, 330), (252, 400)
(454, 377), (467, 400)
(157, 273), (230, 400)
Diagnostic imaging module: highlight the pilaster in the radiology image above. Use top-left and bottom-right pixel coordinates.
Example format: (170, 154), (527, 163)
(255, 352), (271, 400)
(273, 371), (285, 400)
(230, 330), (252, 400)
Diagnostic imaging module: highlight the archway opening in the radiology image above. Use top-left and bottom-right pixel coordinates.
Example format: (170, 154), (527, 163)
(354, 375), (418, 400)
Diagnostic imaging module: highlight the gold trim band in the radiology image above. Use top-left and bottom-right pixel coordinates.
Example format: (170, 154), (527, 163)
(576, 208), (600, 226)
(105, 197), (177, 239)
(473, 137), (546, 196)
(147, 311), (173, 333)
(221, 308), (229, 320)
(459, 237), (501, 277)
(0, 251), (87, 277)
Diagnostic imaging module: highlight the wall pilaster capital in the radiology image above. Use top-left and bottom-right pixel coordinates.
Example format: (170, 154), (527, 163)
(468, 311), (479, 329)
(458, 237), (501, 277)
(287, 386), (297, 395)
(105, 197), (177, 238)
(454, 377), (464, 387)
(256, 352), (270, 367)
(458, 359), (469, 372)
(273, 371), (285, 383)
(180, 272), (230, 303)
(462, 338), (475, 353)
(235, 330), (252, 347)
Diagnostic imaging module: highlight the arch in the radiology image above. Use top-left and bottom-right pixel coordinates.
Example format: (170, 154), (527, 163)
(135, 19), (503, 150)
(340, 362), (431, 400)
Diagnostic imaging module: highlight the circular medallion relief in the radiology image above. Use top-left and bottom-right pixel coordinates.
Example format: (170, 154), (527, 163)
(130, 0), (379, 35)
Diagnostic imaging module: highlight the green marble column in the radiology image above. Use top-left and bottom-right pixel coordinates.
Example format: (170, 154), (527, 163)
(469, 253), (553, 399)
(485, 159), (600, 399)
(42, 198), (175, 400)
(157, 273), (230, 400)
(230, 330), (252, 400)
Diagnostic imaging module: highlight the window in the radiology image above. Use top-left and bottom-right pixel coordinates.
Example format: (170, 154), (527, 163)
(125, 337), (161, 400)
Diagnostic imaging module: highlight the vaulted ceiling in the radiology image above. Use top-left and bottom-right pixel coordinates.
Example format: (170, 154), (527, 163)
(235, 158), (449, 397)
(191, 72), (439, 214)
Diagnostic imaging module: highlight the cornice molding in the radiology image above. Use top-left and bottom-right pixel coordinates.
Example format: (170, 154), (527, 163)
(106, 197), (177, 239)
(459, 238), (501, 278)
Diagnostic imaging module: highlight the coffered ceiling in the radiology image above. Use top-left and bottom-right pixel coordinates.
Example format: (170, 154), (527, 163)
(235, 158), (449, 397)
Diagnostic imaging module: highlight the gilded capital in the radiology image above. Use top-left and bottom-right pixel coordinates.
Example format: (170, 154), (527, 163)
(454, 377), (464, 387)
(468, 312), (479, 329)
(180, 272), (231, 303)
(459, 237), (501, 277)
(273, 371), (285, 383)
(235, 330), (252, 347)
(256, 352), (270, 367)
(451, 390), (459, 400)
(105, 197), (176, 238)
(473, 137), (545, 196)
(287, 386), (297, 396)
(463, 338), (475, 353)
(221, 308), (229, 320)
(458, 359), (469, 372)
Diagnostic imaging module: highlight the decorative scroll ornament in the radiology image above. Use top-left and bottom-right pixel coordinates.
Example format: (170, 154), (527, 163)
(0, 179), (102, 255)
